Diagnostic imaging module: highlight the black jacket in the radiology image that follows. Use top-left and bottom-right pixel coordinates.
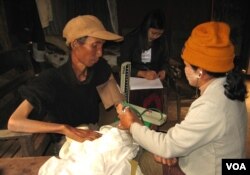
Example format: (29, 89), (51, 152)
(118, 30), (170, 77)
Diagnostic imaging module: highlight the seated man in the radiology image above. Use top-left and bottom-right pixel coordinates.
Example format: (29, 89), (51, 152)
(8, 15), (124, 143)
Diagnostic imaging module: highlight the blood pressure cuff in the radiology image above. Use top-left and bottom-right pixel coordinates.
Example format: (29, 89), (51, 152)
(96, 78), (125, 109)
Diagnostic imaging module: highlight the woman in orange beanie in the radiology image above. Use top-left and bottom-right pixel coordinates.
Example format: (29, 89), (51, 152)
(117, 21), (248, 175)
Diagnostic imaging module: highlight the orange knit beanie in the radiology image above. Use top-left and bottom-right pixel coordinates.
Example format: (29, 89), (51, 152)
(181, 21), (235, 72)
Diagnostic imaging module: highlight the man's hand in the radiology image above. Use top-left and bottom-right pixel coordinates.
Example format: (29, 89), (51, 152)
(63, 125), (102, 142)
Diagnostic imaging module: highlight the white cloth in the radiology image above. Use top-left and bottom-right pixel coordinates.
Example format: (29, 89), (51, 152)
(39, 125), (141, 175)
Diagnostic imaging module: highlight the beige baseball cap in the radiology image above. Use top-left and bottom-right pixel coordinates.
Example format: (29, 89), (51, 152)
(63, 15), (123, 45)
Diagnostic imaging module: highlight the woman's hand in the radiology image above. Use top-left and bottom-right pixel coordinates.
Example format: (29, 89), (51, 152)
(154, 155), (178, 166)
(63, 125), (102, 142)
(158, 70), (166, 80)
(117, 106), (143, 130)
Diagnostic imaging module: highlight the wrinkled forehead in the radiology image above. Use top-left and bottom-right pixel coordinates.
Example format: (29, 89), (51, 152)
(85, 36), (106, 45)
(75, 36), (106, 45)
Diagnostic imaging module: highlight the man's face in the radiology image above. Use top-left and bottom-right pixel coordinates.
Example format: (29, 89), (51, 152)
(72, 36), (105, 67)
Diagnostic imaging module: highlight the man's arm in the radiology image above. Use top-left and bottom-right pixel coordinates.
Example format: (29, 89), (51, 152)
(8, 99), (101, 142)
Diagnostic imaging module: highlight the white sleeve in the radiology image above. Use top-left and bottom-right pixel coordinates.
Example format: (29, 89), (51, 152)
(130, 99), (224, 158)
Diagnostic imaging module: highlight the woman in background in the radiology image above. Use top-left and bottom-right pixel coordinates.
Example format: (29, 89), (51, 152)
(119, 9), (169, 80)
(119, 9), (170, 110)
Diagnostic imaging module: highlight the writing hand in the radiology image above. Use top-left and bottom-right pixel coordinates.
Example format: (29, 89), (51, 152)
(145, 70), (158, 80)
(158, 70), (166, 80)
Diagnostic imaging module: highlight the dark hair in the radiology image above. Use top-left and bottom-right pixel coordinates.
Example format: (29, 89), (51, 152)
(134, 9), (167, 51)
(140, 9), (166, 35)
(191, 65), (247, 101)
(206, 69), (247, 101)
(223, 69), (247, 101)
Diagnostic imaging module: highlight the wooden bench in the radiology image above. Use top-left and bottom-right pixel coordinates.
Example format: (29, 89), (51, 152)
(0, 156), (51, 175)
(0, 45), (51, 158)
(0, 130), (51, 157)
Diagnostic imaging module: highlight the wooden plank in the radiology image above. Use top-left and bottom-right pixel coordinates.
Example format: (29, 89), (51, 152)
(2, 140), (20, 158)
(0, 130), (32, 140)
(0, 131), (51, 157)
(18, 135), (34, 156)
(0, 69), (34, 98)
(0, 156), (51, 175)
(0, 139), (20, 158)
(33, 134), (51, 156)
(0, 140), (13, 157)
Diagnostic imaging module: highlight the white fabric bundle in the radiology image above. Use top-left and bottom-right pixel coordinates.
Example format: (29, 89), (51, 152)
(39, 125), (142, 175)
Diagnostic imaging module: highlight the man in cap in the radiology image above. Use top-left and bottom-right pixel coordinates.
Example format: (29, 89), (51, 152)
(117, 21), (248, 174)
(8, 15), (124, 142)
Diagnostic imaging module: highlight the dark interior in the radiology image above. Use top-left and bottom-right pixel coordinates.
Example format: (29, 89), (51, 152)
(0, 0), (250, 161)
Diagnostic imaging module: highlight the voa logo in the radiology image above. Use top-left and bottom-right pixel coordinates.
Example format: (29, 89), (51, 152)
(226, 163), (246, 171)
(222, 159), (250, 174)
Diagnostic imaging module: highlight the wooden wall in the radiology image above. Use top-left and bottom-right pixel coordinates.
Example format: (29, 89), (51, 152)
(117, 0), (211, 62)
(117, 0), (250, 71)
